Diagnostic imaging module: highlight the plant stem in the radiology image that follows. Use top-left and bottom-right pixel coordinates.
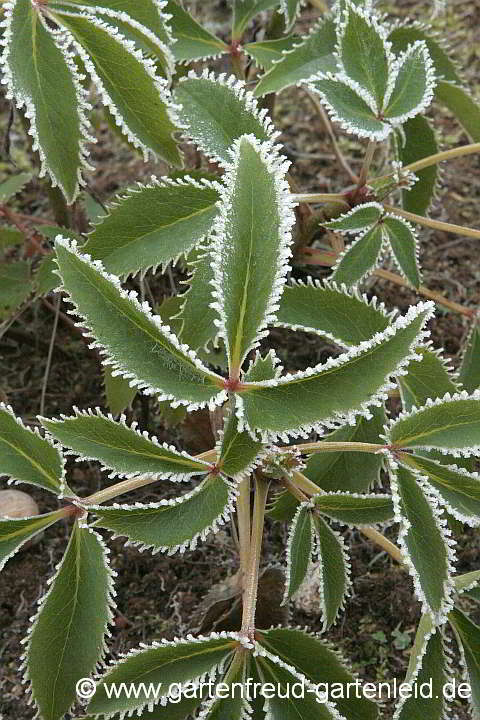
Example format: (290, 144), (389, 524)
(376, 142), (480, 181)
(80, 474), (175, 506)
(289, 441), (385, 454)
(296, 247), (476, 318)
(292, 192), (349, 204)
(237, 476), (252, 588)
(241, 475), (269, 640)
(383, 203), (480, 240)
(358, 140), (376, 188)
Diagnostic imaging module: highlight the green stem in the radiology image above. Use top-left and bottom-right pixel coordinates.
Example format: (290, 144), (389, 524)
(237, 476), (251, 589)
(376, 142), (480, 181)
(289, 441), (385, 454)
(292, 192), (349, 204)
(383, 203), (480, 240)
(358, 140), (377, 188)
(241, 475), (269, 640)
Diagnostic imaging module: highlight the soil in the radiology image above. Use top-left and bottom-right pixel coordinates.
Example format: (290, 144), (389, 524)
(1, 0), (480, 718)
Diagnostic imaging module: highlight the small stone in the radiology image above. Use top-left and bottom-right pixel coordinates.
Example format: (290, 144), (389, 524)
(0, 489), (39, 519)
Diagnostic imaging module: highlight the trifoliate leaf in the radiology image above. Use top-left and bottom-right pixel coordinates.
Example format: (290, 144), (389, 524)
(449, 608), (480, 716)
(400, 453), (480, 527)
(314, 493), (394, 527)
(87, 633), (239, 717)
(394, 629), (447, 720)
(332, 224), (384, 287)
(0, 510), (64, 572)
(384, 41), (436, 125)
(313, 514), (351, 629)
(383, 215), (421, 288)
(0, 172), (32, 202)
(54, 239), (224, 410)
(305, 407), (386, 493)
(1, 1), (90, 202)
(41, 409), (211, 481)
(83, 176), (221, 277)
(459, 323), (480, 393)
(53, 8), (181, 166)
(337, 0), (392, 111)
(387, 391), (480, 456)
(398, 346), (457, 411)
(307, 74), (390, 140)
(390, 463), (454, 620)
(237, 302), (433, 440)
(174, 71), (278, 166)
(254, 17), (337, 97)
(324, 202), (383, 233)
(0, 403), (65, 495)
(103, 365), (137, 416)
(166, 0), (228, 61)
(257, 627), (379, 720)
(284, 502), (314, 601)
(274, 280), (391, 347)
(210, 135), (294, 373)
(219, 413), (263, 478)
(26, 523), (114, 720)
(91, 474), (235, 554)
(0, 260), (33, 318)
(244, 36), (298, 70)
(396, 115), (438, 215)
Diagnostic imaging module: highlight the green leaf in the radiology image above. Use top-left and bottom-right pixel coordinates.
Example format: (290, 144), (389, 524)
(83, 176), (220, 277)
(436, 81), (480, 142)
(166, 0), (228, 61)
(1, 1), (89, 202)
(304, 407), (386, 493)
(396, 116), (438, 215)
(257, 627), (379, 720)
(244, 350), (281, 382)
(274, 280), (390, 347)
(324, 202), (383, 233)
(0, 172), (32, 202)
(176, 248), (218, 351)
(331, 224), (384, 287)
(244, 36), (298, 70)
(398, 346), (458, 411)
(210, 135), (294, 372)
(0, 510), (63, 572)
(203, 652), (247, 719)
(0, 227), (24, 250)
(314, 493), (394, 526)
(54, 239), (224, 409)
(281, 0), (303, 32)
(255, 654), (341, 720)
(313, 514), (350, 629)
(53, 8), (181, 166)
(0, 403), (65, 495)
(388, 25), (461, 85)
(33, 256), (58, 295)
(384, 41), (435, 123)
(35, 225), (81, 243)
(284, 502), (314, 601)
(219, 413), (263, 478)
(337, 1), (391, 111)
(387, 392), (480, 455)
(383, 215), (420, 288)
(454, 570), (480, 596)
(308, 75), (390, 140)
(26, 523), (114, 720)
(0, 260), (33, 318)
(103, 365), (137, 416)
(400, 453), (480, 527)
(254, 17), (337, 97)
(459, 323), (480, 393)
(87, 633), (238, 717)
(174, 72), (277, 166)
(267, 488), (298, 522)
(449, 608), (480, 716)
(395, 629), (447, 720)
(41, 409), (210, 480)
(233, 0), (280, 39)
(405, 612), (433, 681)
(238, 302), (432, 440)
(91, 474), (234, 553)
(391, 464), (453, 618)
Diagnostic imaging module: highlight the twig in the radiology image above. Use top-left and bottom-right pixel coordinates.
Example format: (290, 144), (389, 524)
(376, 142), (480, 181)
(383, 203), (480, 241)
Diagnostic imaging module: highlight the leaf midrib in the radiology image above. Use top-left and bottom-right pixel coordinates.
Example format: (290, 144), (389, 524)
(0, 430), (59, 490)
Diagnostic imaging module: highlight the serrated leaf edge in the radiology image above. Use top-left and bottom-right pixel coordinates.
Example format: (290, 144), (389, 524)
(331, 223), (388, 287)
(0, 511), (63, 572)
(383, 211), (423, 287)
(315, 491), (395, 528)
(384, 40), (436, 124)
(324, 201), (384, 234)
(282, 501), (315, 605)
